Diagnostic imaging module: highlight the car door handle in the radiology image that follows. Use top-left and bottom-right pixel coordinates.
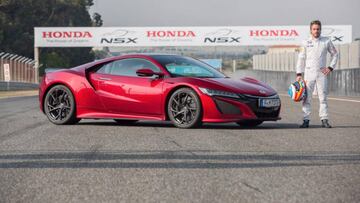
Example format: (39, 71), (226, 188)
(99, 77), (111, 81)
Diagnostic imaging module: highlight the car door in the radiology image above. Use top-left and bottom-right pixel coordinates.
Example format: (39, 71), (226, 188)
(90, 58), (164, 115)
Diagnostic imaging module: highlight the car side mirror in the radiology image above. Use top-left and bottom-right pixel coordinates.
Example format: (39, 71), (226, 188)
(136, 68), (164, 77)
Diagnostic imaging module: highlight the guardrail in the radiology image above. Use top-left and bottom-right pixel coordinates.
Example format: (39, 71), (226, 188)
(0, 52), (36, 83)
(233, 68), (360, 97)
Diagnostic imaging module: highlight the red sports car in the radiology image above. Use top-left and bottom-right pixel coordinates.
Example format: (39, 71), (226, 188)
(39, 54), (281, 128)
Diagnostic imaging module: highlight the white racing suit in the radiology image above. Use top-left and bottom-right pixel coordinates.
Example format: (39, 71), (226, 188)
(296, 36), (338, 121)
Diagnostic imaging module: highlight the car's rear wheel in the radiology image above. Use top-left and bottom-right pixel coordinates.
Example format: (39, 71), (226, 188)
(167, 88), (202, 128)
(114, 119), (138, 125)
(44, 85), (80, 125)
(236, 120), (263, 127)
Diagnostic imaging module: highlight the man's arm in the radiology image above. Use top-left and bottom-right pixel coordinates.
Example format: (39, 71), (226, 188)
(321, 39), (339, 76)
(327, 39), (339, 70)
(296, 41), (306, 80)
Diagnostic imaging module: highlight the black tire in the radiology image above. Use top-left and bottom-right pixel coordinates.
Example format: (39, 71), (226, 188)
(44, 85), (80, 125)
(236, 120), (263, 127)
(167, 88), (202, 128)
(114, 119), (138, 125)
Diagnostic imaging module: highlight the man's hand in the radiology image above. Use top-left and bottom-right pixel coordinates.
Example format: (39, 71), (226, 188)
(321, 67), (333, 76)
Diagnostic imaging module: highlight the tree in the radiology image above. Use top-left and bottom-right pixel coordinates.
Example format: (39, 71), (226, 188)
(0, 0), (103, 75)
(93, 47), (111, 60)
(92, 12), (103, 27)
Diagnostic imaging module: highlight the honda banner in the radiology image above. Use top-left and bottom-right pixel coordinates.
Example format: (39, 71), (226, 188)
(34, 25), (352, 47)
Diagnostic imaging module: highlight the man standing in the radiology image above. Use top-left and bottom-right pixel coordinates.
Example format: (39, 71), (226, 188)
(296, 20), (339, 128)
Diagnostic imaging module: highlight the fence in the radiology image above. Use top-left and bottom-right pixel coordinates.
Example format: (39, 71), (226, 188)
(232, 68), (360, 97)
(253, 41), (360, 71)
(0, 52), (37, 83)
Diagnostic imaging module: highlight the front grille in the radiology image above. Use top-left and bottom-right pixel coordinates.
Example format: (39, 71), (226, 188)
(213, 98), (242, 115)
(253, 108), (280, 118)
(236, 94), (280, 119)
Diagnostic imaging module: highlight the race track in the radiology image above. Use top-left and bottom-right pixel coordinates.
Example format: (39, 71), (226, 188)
(0, 95), (359, 202)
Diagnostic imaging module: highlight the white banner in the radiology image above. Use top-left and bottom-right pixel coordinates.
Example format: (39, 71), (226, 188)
(34, 25), (352, 47)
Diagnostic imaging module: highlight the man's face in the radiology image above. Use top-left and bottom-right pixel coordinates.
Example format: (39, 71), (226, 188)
(311, 24), (321, 38)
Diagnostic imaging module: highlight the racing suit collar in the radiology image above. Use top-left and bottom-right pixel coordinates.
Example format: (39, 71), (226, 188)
(310, 35), (321, 41)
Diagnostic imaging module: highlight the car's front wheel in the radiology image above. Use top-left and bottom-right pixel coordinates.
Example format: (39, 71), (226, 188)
(44, 85), (80, 125)
(167, 88), (202, 128)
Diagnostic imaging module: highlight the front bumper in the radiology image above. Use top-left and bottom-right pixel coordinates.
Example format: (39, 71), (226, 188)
(201, 94), (281, 123)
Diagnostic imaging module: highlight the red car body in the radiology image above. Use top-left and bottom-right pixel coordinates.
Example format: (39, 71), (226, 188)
(39, 54), (281, 125)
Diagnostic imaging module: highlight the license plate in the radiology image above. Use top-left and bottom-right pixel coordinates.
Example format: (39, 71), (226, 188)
(259, 98), (280, 108)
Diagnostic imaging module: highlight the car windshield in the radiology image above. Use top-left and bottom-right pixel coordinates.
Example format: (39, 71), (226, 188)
(152, 55), (226, 78)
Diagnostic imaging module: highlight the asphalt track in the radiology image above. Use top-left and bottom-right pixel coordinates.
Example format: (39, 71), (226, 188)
(0, 94), (359, 202)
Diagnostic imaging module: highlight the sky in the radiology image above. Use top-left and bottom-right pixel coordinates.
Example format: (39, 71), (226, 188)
(89, 0), (360, 39)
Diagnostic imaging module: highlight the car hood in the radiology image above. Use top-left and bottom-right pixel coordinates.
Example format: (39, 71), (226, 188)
(197, 77), (277, 97)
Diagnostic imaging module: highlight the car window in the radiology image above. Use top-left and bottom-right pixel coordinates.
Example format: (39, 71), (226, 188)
(96, 62), (112, 74)
(152, 55), (225, 78)
(96, 58), (160, 77)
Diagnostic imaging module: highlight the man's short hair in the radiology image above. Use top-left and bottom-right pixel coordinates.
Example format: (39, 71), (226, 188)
(310, 20), (322, 29)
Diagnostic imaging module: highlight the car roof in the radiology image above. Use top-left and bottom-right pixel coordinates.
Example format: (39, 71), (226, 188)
(100, 53), (187, 64)
(121, 53), (179, 56)
(116, 53), (186, 58)
(78, 53), (186, 71)
(107, 53), (185, 61)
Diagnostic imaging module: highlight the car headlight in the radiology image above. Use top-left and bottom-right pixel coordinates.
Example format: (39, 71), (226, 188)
(199, 87), (239, 99)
